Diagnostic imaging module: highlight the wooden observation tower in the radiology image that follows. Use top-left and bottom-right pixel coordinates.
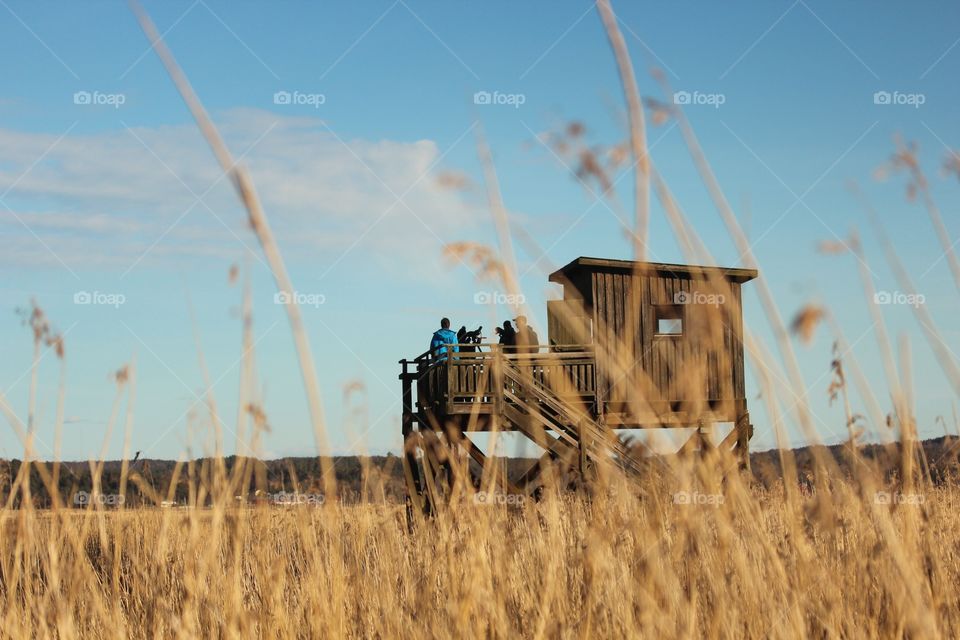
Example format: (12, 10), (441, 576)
(398, 257), (758, 515)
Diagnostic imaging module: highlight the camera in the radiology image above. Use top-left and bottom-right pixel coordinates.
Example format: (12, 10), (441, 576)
(457, 325), (484, 352)
(462, 326), (483, 343)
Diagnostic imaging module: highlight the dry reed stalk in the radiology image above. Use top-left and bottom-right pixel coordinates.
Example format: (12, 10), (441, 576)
(185, 289), (228, 497)
(841, 225), (909, 428)
(888, 138), (960, 290)
(475, 125), (523, 312)
(853, 186), (960, 398)
(118, 364), (137, 504)
(129, 0), (336, 499)
(226, 266), (256, 501)
(648, 75), (849, 499)
(824, 313), (887, 440)
(90, 369), (129, 510)
(597, 0), (651, 261)
(51, 337), (67, 504)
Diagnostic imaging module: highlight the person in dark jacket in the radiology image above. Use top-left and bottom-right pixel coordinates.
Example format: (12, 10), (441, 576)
(514, 315), (539, 353)
(430, 317), (459, 359)
(495, 320), (517, 353)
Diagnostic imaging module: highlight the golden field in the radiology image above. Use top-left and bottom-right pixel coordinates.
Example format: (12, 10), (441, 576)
(2, 461), (957, 639)
(2, 2), (957, 638)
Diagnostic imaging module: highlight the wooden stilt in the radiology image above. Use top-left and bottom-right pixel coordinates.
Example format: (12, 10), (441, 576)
(678, 430), (701, 456)
(516, 451), (556, 493)
(735, 410), (752, 472)
(402, 431), (427, 523)
(420, 435), (444, 517)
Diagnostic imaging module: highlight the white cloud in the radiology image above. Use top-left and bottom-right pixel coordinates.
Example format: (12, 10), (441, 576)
(0, 109), (483, 280)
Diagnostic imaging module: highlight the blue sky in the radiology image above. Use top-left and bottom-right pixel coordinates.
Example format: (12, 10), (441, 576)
(0, 0), (958, 460)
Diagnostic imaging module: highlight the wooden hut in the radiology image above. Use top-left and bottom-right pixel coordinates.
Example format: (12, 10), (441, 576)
(547, 257), (757, 430)
(399, 257), (757, 515)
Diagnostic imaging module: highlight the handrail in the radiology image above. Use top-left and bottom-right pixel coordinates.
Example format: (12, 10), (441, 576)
(501, 363), (592, 435)
(434, 350), (596, 400)
(500, 359), (641, 473)
(400, 343), (596, 365)
(502, 364), (590, 422)
(405, 342), (638, 472)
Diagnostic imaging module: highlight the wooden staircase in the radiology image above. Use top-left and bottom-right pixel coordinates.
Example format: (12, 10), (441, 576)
(499, 358), (642, 478)
(400, 346), (642, 517)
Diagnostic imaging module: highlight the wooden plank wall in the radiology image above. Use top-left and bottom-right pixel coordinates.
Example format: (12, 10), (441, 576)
(586, 269), (746, 411)
(546, 299), (591, 346)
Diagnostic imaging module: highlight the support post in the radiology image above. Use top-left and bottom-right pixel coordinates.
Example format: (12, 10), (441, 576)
(578, 418), (589, 480)
(734, 406), (752, 472)
(400, 364), (428, 524)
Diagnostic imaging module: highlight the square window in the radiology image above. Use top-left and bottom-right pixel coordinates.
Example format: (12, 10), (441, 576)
(655, 305), (684, 336)
(657, 317), (683, 335)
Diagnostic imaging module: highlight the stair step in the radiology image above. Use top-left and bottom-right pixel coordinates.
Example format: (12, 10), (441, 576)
(501, 362), (643, 474)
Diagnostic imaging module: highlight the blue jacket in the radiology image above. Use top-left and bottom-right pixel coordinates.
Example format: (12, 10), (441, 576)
(430, 328), (459, 358)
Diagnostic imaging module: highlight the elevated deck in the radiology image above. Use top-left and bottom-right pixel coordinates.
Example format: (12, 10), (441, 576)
(399, 257), (756, 517)
(399, 344), (743, 432)
(400, 345), (598, 430)
(398, 343), (752, 517)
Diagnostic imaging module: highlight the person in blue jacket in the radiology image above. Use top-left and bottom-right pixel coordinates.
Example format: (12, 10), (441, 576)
(430, 317), (459, 359)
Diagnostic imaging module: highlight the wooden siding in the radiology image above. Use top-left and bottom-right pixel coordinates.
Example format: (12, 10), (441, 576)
(549, 267), (747, 422)
(547, 299), (592, 347)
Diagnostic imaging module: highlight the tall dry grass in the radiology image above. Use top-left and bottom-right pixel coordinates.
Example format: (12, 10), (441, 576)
(2, 469), (959, 638)
(0, 0), (957, 638)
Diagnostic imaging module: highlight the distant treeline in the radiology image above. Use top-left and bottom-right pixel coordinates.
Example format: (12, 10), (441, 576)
(2, 436), (960, 508)
(0, 455), (546, 508)
(0, 455), (406, 508)
(749, 435), (960, 488)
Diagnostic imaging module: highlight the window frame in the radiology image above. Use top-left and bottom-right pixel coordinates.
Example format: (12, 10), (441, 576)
(654, 304), (685, 337)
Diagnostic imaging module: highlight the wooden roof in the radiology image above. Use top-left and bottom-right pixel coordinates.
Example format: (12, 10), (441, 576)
(548, 257), (759, 284)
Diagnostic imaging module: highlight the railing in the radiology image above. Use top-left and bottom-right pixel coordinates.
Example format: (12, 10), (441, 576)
(403, 344), (598, 417)
(499, 358), (641, 472)
(398, 343), (642, 473)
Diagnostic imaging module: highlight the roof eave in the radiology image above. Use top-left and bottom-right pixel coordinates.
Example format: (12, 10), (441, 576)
(548, 257), (759, 284)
